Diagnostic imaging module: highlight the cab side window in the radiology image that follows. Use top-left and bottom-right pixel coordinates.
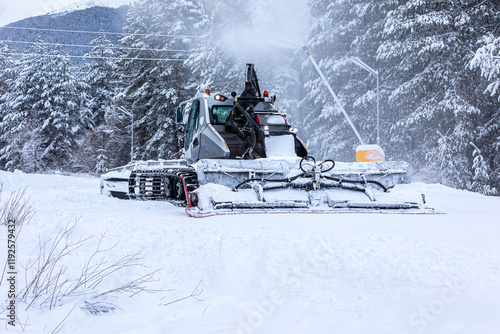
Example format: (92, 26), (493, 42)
(184, 100), (200, 150)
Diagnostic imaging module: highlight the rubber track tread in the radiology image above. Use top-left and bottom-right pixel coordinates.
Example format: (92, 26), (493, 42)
(128, 167), (198, 205)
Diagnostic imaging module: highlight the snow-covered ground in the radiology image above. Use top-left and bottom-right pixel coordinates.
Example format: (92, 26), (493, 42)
(1, 170), (500, 333)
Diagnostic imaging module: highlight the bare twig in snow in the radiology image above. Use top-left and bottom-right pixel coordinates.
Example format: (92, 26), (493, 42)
(161, 280), (204, 306)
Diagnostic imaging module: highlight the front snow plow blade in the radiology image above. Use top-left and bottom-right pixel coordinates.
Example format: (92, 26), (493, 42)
(187, 156), (434, 217)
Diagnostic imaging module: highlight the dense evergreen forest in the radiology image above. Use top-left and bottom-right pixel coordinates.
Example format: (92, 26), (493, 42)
(0, 0), (499, 195)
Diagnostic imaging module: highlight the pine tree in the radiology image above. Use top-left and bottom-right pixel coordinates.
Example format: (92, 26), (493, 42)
(0, 40), (91, 172)
(40, 47), (92, 170)
(0, 42), (15, 170)
(77, 32), (117, 173)
(300, 0), (395, 161)
(83, 32), (117, 126)
(470, 32), (500, 192)
(0, 41), (50, 171)
(471, 34), (500, 100)
(299, 0), (357, 161)
(470, 142), (497, 195)
(184, 0), (247, 95)
(115, 0), (209, 161)
(185, 43), (241, 95)
(265, 56), (302, 119)
(378, 0), (500, 192)
(0, 42), (12, 98)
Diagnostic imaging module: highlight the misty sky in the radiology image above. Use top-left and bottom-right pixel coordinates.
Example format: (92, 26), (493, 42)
(0, 0), (75, 26)
(0, 0), (311, 47)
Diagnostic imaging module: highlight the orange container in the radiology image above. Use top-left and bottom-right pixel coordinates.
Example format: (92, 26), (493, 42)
(356, 145), (385, 162)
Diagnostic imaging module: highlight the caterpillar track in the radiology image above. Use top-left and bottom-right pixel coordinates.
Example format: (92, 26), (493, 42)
(128, 168), (198, 203)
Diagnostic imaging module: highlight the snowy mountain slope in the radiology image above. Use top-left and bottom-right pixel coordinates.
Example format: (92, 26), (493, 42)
(1, 170), (500, 333)
(49, 0), (131, 15)
(0, 6), (128, 63)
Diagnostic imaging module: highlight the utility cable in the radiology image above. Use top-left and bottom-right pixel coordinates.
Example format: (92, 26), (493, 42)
(0, 51), (186, 61)
(0, 25), (206, 39)
(0, 39), (198, 53)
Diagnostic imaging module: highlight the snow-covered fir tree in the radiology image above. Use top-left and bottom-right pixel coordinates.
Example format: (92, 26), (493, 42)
(185, 43), (241, 96)
(115, 0), (208, 161)
(184, 0), (250, 94)
(298, 0), (499, 194)
(0, 42), (12, 97)
(299, 0), (356, 161)
(0, 40), (51, 172)
(378, 0), (500, 193)
(0, 42), (15, 169)
(0, 40), (91, 172)
(300, 0), (395, 161)
(471, 34), (500, 100)
(469, 142), (497, 195)
(76, 32), (117, 173)
(470, 31), (500, 193)
(83, 32), (117, 126)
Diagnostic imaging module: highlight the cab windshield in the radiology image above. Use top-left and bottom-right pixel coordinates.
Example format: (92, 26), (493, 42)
(211, 106), (233, 125)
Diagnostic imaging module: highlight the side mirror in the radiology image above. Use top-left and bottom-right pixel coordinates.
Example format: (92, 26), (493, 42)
(176, 106), (184, 124)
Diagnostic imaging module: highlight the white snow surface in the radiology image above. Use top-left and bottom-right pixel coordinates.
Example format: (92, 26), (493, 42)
(1, 170), (500, 333)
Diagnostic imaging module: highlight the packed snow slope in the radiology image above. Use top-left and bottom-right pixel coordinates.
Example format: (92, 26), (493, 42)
(1, 170), (500, 333)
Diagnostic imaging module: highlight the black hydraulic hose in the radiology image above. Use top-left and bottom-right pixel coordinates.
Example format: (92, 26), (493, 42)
(242, 127), (257, 159)
(319, 159), (335, 172)
(300, 156), (335, 173)
(299, 156), (316, 172)
(232, 173), (305, 191)
(228, 113), (252, 148)
(299, 156), (387, 191)
(233, 173), (389, 193)
(232, 173), (388, 192)
(232, 175), (387, 193)
(322, 176), (389, 192)
(235, 102), (262, 136)
(232, 155), (389, 192)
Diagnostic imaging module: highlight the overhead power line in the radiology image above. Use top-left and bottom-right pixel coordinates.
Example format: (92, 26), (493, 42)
(0, 39), (200, 53)
(0, 25), (207, 39)
(1, 51), (187, 62)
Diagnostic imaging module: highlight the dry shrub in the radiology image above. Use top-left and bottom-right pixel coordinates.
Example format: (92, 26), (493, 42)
(0, 184), (35, 225)
(19, 221), (161, 311)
